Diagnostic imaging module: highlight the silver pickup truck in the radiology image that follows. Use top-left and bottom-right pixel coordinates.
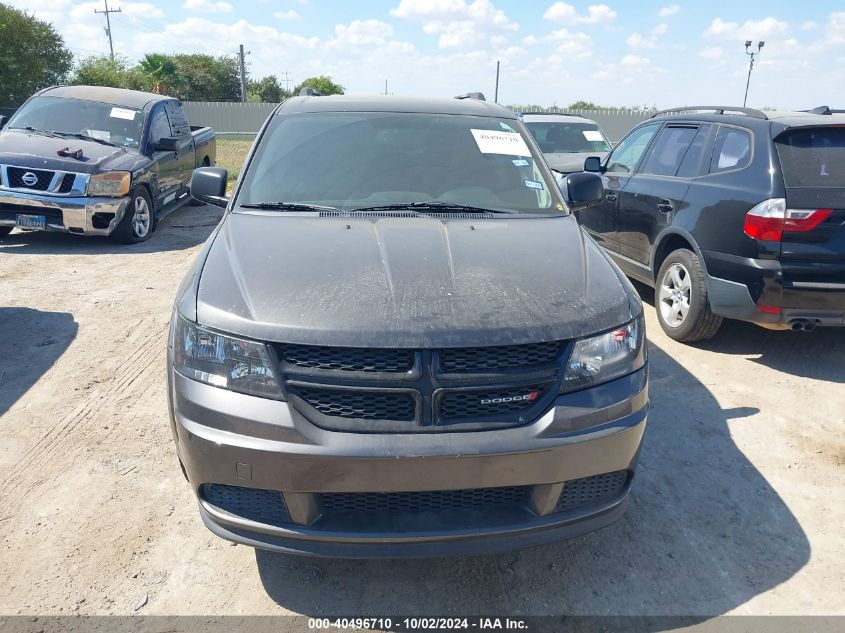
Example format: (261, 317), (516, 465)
(0, 85), (215, 244)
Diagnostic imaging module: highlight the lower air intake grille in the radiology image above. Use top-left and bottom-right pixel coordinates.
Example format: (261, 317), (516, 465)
(554, 470), (628, 514)
(294, 388), (416, 421)
(280, 344), (415, 373)
(322, 486), (529, 515)
(201, 483), (292, 526)
(438, 341), (564, 373)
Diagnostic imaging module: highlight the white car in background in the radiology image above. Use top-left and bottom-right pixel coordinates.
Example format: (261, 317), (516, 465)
(520, 112), (612, 174)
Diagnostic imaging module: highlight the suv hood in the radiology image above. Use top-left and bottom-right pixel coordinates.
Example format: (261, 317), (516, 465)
(544, 151), (608, 175)
(0, 128), (133, 174)
(194, 212), (635, 348)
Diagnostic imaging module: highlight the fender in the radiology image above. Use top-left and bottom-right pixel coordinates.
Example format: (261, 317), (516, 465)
(650, 226), (710, 278)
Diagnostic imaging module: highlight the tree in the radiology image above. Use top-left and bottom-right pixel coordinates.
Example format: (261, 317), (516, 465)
(0, 3), (73, 106)
(138, 53), (182, 95)
(293, 75), (344, 96)
(248, 75), (289, 103)
(71, 56), (131, 88)
(171, 54), (241, 101)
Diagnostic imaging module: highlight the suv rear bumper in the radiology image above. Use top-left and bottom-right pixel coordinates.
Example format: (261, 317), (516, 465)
(169, 366), (648, 558)
(703, 250), (845, 328)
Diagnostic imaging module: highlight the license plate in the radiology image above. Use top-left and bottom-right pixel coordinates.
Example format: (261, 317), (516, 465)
(16, 214), (46, 230)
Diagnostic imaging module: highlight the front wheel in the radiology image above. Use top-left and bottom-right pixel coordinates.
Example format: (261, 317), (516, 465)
(111, 188), (153, 244)
(655, 248), (723, 342)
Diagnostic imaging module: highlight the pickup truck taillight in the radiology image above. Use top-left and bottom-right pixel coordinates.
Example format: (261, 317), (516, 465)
(743, 198), (832, 241)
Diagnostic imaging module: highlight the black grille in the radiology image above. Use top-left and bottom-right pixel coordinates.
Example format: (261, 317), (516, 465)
(7, 167), (54, 191)
(58, 173), (76, 193)
(554, 471), (628, 514)
(438, 341), (564, 373)
(280, 344), (415, 373)
(294, 388), (416, 421)
(439, 384), (547, 419)
(201, 483), (292, 526)
(322, 486), (529, 515)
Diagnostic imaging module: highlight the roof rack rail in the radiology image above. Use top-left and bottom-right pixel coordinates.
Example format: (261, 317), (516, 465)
(651, 105), (768, 120)
(299, 87), (322, 97)
(454, 92), (486, 101)
(804, 105), (845, 115)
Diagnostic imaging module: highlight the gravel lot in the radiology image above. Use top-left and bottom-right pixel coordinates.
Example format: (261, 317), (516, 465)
(0, 205), (843, 620)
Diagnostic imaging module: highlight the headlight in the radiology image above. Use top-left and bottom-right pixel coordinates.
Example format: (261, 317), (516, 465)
(562, 317), (646, 392)
(87, 171), (131, 197)
(173, 316), (283, 399)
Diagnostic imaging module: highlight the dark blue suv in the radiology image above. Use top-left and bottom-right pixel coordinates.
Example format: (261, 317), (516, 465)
(578, 105), (845, 341)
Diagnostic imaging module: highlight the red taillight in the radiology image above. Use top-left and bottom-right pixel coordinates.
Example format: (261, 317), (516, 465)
(743, 198), (832, 241)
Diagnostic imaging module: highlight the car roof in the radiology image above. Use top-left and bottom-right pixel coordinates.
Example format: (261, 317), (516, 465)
(39, 85), (174, 109)
(276, 95), (517, 119)
(650, 108), (845, 130)
(520, 113), (598, 124)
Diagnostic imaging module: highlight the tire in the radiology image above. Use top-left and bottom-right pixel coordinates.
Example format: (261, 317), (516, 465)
(655, 248), (723, 342)
(0, 226), (13, 238)
(111, 188), (154, 244)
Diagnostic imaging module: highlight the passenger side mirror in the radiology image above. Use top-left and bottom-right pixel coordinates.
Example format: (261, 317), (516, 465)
(583, 156), (602, 173)
(153, 136), (180, 152)
(190, 167), (229, 208)
(0, 115), (7, 131)
(563, 172), (603, 212)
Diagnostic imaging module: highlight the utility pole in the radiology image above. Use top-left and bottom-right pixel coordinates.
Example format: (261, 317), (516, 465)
(384, 79), (388, 95)
(743, 40), (765, 107)
(281, 69), (292, 93)
(94, 0), (121, 61)
(238, 44), (248, 103)
(494, 60), (500, 103)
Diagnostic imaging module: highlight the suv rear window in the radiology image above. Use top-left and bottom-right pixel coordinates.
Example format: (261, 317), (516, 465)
(775, 127), (845, 188)
(710, 127), (752, 172)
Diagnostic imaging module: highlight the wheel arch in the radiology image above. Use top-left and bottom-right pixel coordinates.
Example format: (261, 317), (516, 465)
(651, 228), (708, 284)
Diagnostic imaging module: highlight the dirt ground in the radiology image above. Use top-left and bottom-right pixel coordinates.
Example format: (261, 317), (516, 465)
(0, 205), (843, 621)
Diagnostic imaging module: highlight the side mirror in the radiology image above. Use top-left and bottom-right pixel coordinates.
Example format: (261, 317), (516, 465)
(190, 167), (229, 208)
(583, 156), (602, 173)
(563, 172), (604, 212)
(0, 115), (7, 130)
(153, 136), (180, 152)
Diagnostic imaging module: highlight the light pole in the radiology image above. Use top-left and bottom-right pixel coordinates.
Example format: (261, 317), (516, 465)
(743, 40), (764, 107)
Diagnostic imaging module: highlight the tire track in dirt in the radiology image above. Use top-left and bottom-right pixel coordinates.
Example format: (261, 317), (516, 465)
(0, 319), (168, 517)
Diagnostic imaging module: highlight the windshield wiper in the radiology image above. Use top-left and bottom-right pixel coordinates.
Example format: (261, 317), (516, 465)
(51, 131), (121, 147)
(351, 202), (517, 214)
(21, 126), (64, 139)
(239, 202), (340, 212)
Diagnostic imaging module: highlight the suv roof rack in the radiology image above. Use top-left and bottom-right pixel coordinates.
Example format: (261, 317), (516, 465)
(804, 105), (845, 115)
(299, 87), (322, 97)
(454, 92), (486, 101)
(651, 105), (768, 120)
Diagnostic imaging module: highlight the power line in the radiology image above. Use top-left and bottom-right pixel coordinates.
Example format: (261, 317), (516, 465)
(94, 0), (122, 61)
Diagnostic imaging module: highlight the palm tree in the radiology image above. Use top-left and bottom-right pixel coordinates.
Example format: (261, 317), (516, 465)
(138, 53), (181, 96)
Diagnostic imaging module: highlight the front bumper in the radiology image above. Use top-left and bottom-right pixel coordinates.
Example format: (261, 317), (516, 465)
(169, 366), (648, 557)
(0, 187), (131, 236)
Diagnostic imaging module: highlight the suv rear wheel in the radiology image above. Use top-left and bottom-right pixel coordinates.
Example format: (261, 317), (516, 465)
(655, 248), (722, 342)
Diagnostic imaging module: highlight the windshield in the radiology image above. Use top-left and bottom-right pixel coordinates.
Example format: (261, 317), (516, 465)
(775, 127), (845, 188)
(236, 112), (559, 215)
(525, 121), (611, 154)
(8, 96), (143, 149)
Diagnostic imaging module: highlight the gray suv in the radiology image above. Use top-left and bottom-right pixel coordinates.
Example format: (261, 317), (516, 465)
(167, 93), (648, 557)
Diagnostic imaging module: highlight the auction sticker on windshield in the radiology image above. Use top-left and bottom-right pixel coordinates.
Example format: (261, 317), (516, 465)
(471, 129), (531, 156)
(583, 130), (604, 142)
(110, 107), (137, 120)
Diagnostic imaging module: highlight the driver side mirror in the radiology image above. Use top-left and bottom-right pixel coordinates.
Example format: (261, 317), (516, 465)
(190, 167), (229, 208)
(562, 172), (603, 212)
(0, 115), (7, 131)
(583, 156), (602, 173)
(153, 136), (179, 152)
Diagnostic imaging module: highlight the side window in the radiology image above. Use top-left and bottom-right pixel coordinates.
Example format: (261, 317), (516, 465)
(640, 126), (698, 177)
(165, 101), (190, 137)
(676, 124), (712, 178)
(606, 123), (661, 174)
(710, 127), (752, 172)
(149, 107), (171, 144)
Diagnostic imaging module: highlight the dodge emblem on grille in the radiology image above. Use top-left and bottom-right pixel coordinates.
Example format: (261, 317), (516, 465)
(21, 172), (39, 187)
(480, 390), (540, 405)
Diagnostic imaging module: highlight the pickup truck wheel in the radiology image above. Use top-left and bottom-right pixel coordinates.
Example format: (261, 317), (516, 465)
(0, 227), (13, 238)
(655, 248), (723, 342)
(111, 188), (153, 244)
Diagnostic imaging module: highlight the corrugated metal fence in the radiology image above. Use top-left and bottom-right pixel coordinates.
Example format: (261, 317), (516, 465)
(184, 101), (652, 143)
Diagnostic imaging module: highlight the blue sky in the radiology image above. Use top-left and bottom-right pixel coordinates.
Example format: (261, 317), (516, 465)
(13, 0), (845, 108)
